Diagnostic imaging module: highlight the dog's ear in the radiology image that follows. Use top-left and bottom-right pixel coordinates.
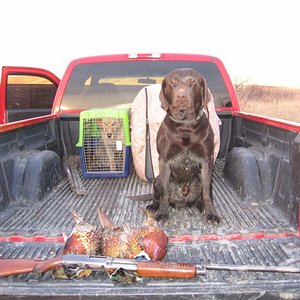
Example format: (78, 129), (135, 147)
(159, 79), (169, 111)
(200, 76), (210, 111)
(199, 76), (209, 106)
(96, 118), (103, 126)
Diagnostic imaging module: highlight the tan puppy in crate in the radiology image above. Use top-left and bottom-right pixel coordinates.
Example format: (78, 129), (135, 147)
(95, 118), (124, 171)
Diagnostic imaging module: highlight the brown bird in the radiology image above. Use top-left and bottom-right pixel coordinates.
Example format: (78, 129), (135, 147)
(63, 211), (102, 255)
(53, 209), (168, 282)
(53, 210), (102, 279)
(98, 208), (168, 261)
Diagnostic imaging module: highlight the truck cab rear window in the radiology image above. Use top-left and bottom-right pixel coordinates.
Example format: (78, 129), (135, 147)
(61, 61), (231, 110)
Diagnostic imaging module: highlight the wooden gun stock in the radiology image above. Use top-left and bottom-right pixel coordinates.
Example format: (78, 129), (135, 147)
(0, 256), (63, 277)
(136, 261), (200, 278)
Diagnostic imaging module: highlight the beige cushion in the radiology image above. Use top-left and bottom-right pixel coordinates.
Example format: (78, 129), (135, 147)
(130, 84), (221, 181)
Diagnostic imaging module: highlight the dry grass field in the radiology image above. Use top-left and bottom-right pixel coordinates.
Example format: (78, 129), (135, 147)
(235, 83), (300, 123)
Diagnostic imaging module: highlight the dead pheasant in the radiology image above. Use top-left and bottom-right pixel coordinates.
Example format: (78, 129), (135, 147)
(97, 208), (168, 283)
(53, 210), (102, 279)
(98, 208), (168, 261)
(53, 209), (168, 282)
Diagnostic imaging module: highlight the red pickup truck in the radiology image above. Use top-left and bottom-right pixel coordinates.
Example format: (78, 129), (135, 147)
(0, 53), (299, 299)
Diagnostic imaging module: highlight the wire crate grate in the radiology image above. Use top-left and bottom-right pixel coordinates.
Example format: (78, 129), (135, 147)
(77, 109), (131, 178)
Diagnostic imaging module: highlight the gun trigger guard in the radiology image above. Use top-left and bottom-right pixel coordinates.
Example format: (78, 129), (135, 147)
(32, 268), (43, 277)
(63, 264), (83, 278)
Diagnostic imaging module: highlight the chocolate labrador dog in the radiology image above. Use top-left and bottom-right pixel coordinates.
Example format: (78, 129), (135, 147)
(146, 68), (220, 224)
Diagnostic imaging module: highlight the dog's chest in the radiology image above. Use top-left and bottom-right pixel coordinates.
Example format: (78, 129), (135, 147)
(173, 133), (204, 157)
(169, 150), (201, 183)
(176, 128), (202, 148)
(181, 136), (190, 146)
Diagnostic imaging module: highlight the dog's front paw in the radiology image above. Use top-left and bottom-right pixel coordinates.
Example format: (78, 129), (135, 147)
(196, 201), (205, 212)
(206, 213), (220, 224)
(154, 209), (169, 222)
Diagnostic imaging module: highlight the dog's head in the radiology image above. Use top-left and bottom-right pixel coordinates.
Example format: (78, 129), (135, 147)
(160, 68), (209, 121)
(96, 118), (122, 140)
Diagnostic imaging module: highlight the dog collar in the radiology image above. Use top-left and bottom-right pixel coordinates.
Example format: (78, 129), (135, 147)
(168, 108), (204, 124)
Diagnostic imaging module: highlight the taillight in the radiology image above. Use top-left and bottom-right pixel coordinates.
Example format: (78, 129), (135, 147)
(128, 53), (162, 59)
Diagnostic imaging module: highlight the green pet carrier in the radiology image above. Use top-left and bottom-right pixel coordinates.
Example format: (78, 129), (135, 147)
(77, 108), (131, 178)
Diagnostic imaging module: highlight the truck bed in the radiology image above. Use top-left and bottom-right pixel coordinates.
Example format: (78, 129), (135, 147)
(0, 156), (299, 298)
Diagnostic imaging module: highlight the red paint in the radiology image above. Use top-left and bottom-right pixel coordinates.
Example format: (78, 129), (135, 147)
(0, 114), (58, 133)
(234, 111), (300, 133)
(0, 231), (298, 245)
(169, 231), (299, 243)
(0, 235), (64, 243)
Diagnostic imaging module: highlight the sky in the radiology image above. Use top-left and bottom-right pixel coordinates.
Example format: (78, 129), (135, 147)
(1, 0), (299, 88)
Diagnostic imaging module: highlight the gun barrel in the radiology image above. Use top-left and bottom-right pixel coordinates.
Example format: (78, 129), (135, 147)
(204, 264), (300, 273)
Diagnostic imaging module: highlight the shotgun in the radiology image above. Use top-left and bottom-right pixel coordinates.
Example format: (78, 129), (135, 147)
(0, 254), (299, 278)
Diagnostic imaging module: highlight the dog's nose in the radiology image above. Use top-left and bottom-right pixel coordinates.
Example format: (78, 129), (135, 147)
(106, 133), (112, 138)
(177, 88), (187, 100)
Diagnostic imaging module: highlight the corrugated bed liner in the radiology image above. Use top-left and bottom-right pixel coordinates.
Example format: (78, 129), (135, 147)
(0, 157), (296, 238)
(0, 237), (300, 296)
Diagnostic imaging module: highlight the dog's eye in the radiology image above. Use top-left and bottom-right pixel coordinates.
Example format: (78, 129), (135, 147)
(188, 79), (195, 86)
(169, 79), (177, 85)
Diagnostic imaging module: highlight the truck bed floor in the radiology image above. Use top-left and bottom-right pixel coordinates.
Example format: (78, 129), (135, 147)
(0, 157), (295, 239)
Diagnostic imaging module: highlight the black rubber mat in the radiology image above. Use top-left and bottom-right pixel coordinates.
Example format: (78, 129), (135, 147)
(0, 158), (295, 238)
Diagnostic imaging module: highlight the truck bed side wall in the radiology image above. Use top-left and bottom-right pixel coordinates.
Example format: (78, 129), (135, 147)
(0, 119), (63, 210)
(226, 116), (299, 227)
